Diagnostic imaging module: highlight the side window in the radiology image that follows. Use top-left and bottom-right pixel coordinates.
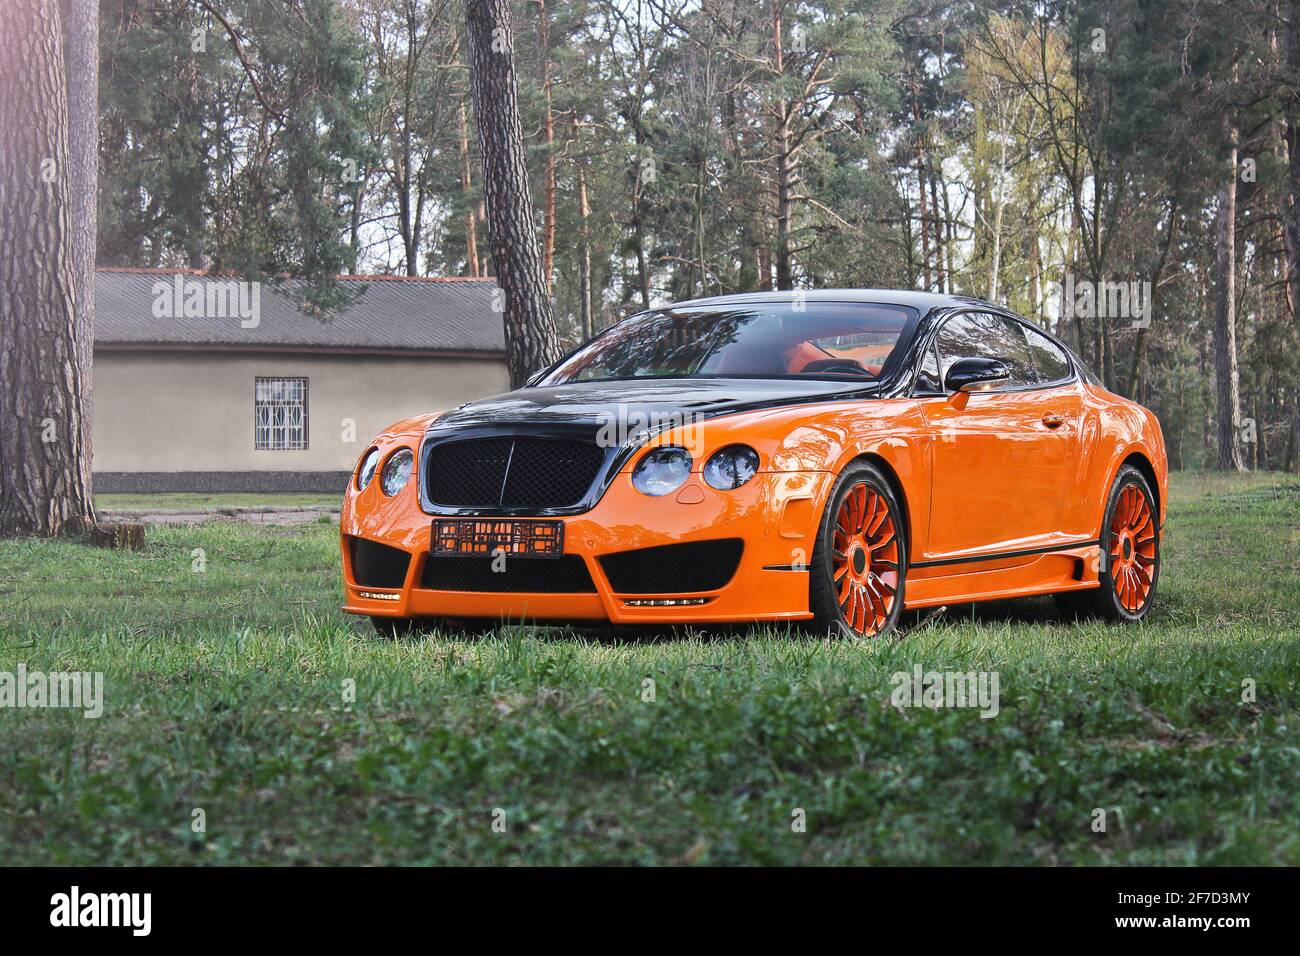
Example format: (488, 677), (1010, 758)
(915, 342), (942, 393)
(1022, 325), (1072, 384)
(934, 313), (1036, 388)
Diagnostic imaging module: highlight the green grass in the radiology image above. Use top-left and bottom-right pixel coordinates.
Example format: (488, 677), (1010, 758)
(96, 492), (339, 511)
(2, 472), (1298, 865)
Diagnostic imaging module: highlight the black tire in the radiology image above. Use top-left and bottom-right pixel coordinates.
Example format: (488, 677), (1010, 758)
(370, 616), (429, 638)
(809, 461), (907, 639)
(371, 616), (502, 638)
(442, 618), (510, 638)
(1055, 464), (1160, 623)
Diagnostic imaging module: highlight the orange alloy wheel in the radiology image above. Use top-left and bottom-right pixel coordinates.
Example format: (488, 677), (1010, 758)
(830, 481), (901, 636)
(1109, 482), (1157, 614)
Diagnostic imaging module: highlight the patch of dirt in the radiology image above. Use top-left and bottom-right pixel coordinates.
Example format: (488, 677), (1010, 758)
(101, 508), (339, 526)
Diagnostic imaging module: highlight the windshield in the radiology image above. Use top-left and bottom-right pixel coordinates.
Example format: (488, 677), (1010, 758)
(541, 302), (919, 384)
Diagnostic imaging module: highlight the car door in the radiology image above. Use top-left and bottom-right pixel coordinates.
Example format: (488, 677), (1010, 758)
(918, 311), (1083, 561)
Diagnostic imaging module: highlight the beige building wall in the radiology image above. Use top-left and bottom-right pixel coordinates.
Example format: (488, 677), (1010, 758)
(92, 350), (510, 472)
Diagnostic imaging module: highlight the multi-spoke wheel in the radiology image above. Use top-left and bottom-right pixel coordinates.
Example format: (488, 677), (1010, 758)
(810, 462), (906, 638)
(1056, 464), (1160, 622)
(1109, 482), (1157, 613)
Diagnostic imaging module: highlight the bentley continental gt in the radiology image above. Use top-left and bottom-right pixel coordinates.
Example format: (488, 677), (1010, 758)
(340, 290), (1167, 638)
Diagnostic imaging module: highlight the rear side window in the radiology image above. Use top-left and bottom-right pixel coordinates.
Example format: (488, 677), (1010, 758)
(934, 313), (1036, 388)
(915, 343), (942, 393)
(1023, 325), (1072, 383)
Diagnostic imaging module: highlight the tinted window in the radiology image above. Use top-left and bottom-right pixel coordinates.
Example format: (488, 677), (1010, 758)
(1023, 325), (1072, 383)
(934, 313), (1036, 388)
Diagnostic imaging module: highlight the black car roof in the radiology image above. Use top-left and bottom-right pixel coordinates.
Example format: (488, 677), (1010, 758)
(659, 288), (1005, 315)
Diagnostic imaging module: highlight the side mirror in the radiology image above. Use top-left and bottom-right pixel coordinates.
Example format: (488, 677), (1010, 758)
(944, 357), (1010, 393)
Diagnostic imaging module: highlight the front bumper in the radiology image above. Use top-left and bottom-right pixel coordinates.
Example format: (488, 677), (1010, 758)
(341, 470), (832, 626)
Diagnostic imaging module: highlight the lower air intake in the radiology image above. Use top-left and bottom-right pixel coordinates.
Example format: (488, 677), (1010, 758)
(349, 537), (412, 589)
(420, 555), (597, 593)
(599, 539), (744, 594)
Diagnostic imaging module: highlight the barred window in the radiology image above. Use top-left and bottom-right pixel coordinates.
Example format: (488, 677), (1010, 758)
(254, 377), (309, 450)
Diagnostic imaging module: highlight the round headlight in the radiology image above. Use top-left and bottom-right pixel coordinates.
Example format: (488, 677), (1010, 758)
(356, 447), (381, 491)
(632, 446), (693, 496)
(381, 448), (414, 496)
(703, 445), (759, 490)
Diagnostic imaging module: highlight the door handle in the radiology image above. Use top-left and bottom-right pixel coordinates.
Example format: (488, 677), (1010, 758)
(1041, 413), (1066, 429)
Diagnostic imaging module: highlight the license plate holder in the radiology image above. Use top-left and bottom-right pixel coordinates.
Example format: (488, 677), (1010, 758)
(431, 518), (564, 559)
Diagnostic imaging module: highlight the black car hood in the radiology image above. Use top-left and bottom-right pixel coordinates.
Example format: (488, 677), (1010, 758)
(428, 377), (875, 433)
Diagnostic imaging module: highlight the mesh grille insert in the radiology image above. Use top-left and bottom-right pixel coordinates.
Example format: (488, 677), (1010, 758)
(426, 437), (606, 509)
(599, 539), (744, 594)
(425, 438), (513, 506)
(349, 537), (411, 589)
(420, 555), (597, 593)
(501, 439), (607, 508)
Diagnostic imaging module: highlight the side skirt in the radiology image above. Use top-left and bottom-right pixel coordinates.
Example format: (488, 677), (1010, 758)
(903, 542), (1102, 610)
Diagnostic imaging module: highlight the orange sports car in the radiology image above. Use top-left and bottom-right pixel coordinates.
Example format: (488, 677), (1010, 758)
(341, 291), (1166, 638)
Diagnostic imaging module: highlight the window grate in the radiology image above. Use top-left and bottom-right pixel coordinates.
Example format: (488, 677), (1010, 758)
(254, 377), (309, 451)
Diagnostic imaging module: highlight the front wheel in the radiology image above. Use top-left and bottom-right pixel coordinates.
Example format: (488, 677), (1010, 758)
(809, 462), (907, 639)
(1056, 464), (1160, 622)
(370, 616), (431, 638)
(371, 616), (502, 638)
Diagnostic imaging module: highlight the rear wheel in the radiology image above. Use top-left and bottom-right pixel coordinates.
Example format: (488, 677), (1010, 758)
(809, 462), (907, 639)
(1056, 464), (1160, 622)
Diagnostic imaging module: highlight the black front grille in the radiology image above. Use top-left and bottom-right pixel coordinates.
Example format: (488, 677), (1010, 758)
(599, 539), (744, 594)
(420, 555), (597, 593)
(350, 537), (411, 588)
(426, 437), (606, 509)
(502, 439), (607, 507)
(425, 437), (514, 506)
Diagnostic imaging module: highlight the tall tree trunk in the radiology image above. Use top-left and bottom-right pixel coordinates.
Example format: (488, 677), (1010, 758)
(987, 108), (1009, 301)
(464, 0), (558, 389)
(535, 0), (555, 293)
(348, 175), (366, 271)
(632, 216), (651, 307)
(0, 0), (96, 537)
(1284, 0), (1300, 321)
(1215, 113), (1246, 471)
(1250, 393), (1261, 470)
(574, 123), (593, 339)
(694, 156), (707, 297)
(66, 0), (97, 500)
(772, 5), (793, 290)
(1031, 236), (1043, 322)
(1064, 208), (1083, 349)
(1101, 311), (1115, 392)
(928, 167), (945, 292)
(1288, 388), (1300, 473)
(629, 113), (651, 309)
(941, 171), (956, 297)
(910, 74), (931, 291)
(397, 149), (416, 275)
(457, 97), (480, 277)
